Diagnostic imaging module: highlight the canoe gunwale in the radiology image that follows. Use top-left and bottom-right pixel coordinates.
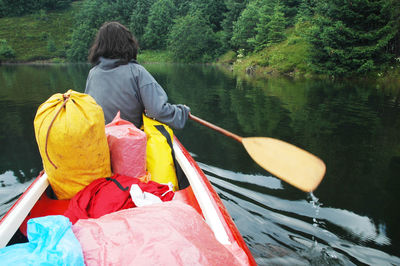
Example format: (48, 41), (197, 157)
(0, 172), (49, 248)
(174, 137), (256, 265)
(173, 140), (231, 244)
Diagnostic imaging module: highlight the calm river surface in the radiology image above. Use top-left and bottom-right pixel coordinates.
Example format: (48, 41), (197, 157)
(0, 63), (399, 265)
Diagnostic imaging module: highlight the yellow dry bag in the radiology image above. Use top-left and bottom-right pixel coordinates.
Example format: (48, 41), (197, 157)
(142, 115), (179, 191)
(34, 90), (112, 199)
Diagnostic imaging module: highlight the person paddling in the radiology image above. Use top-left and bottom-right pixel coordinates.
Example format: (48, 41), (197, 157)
(85, 21), (190, 129)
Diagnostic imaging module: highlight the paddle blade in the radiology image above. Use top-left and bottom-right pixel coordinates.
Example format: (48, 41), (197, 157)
(242, 137), (326, 192)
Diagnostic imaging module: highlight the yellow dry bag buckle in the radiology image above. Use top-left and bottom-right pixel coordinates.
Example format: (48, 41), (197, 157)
(142, 115), (179, 191)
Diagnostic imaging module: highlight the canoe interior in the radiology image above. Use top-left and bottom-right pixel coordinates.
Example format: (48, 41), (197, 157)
(2, 138), (256, 265)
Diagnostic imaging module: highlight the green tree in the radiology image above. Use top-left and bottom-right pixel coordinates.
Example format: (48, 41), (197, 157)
(66, 0), (105, 62)
(252, 0), (276, 49)
(231, 0), (262, 51)
(296, 0), (316, 22)
(0, 0), (37, 17)
(67, 0), (136, 62)
(173, 0), (191, 17)
(309, 0), (399, 76)
(0, 0), (71, 17)
(266, 2), (287, 45)
(0, 39), (15, 61)
(188, 0), (227, 32)
(280, 0), (301, 26)
(106, 0), (137, 25)
(67, 23), (97, 62)
(39, 0), (71, 10)
(386, 0), (400, 58)
(130, 0), (156, 44)
(168, 12), (218, 62)
(142, 0), (176, 50)
(220, 0), (249, 51)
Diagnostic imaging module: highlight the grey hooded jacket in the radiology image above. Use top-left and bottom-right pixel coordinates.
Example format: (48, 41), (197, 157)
(85, 57), (190, 129)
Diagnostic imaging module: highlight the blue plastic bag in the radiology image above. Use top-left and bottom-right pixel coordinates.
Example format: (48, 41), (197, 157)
(0, 215), (84, 265)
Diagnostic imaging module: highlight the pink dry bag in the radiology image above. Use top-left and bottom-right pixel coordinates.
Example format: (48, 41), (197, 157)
(72, 201), (240, 266)
(105, 112), (147, 178)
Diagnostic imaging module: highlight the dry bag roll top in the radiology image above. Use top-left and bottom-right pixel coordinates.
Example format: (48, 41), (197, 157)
(34, 90), (112, 200)
(142, 114), (179, 191)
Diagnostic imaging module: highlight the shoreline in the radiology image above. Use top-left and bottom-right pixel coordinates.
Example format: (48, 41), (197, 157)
(2, 59), (399, 84)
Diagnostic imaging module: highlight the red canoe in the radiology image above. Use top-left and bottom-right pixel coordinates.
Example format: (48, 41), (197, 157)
(0, 137), (256, 265)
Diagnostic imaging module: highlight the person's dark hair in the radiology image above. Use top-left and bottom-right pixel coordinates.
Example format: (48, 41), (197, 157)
(88, 21), (139, 64)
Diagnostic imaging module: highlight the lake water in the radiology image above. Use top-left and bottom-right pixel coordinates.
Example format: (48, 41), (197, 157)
(0, 63), (399, 265)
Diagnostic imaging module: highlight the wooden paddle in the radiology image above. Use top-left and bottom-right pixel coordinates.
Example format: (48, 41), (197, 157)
(189, 113), (326, 192)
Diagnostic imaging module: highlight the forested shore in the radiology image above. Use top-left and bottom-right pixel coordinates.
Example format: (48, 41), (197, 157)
(0, 0), (399, 78)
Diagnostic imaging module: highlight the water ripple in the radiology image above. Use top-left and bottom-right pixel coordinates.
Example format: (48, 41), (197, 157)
(198, 161), (400, 265)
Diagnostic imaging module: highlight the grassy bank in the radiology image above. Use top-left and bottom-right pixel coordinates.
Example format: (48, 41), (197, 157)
(0, 2), (81, 62)
(218, 23), (314, 79)
(218, 22), (400, 81)
(137, 50), (174, 63)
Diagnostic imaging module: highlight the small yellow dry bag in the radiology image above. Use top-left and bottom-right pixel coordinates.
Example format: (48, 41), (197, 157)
(34, 90), (112, 199)
(142, 115), (179, 191)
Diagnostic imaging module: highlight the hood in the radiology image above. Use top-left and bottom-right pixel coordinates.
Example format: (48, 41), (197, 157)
(98, 57), (120, 70)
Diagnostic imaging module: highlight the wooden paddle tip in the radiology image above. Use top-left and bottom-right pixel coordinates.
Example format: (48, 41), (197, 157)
(242, 137), (326, 192)
(296, 161), (326, 192)
(274, 158), (325, 192)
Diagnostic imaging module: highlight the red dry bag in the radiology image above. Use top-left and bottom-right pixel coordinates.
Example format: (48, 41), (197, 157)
(64, 174), (174, 224)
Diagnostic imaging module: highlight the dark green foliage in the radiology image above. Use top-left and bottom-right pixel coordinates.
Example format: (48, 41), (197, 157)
(280, 0), (301, 26)
(67, 23), (96, 62)
(386, 0), (400, 58)
(188, 0), (227, 32)
(66, 1), (103, 62)
(295, 0), (315, 22)
(67, 0), (136, 62)
(231, 0), (261, 51)
(0, 0), (72, 17)
(309, 0), (399, 76)
(142, 0), (175, 49)
(221, 0), (249, 50)
(231, 0), (287, 51)
(2, 0), (396, 75)
(0, 39), (15, 60)
(130, 0), (156, 44)
(266, 2), (287, 45)
(252, 0), (277, 49)
(173, 0), (191, 17)
(168, 12), (218, 62)
(106, 0), (137, 27)
(33, 9), (48, 21)
(39, 0), (71, 11)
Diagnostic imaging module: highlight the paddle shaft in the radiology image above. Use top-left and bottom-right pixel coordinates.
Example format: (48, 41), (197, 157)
(189, 114), (243, 143)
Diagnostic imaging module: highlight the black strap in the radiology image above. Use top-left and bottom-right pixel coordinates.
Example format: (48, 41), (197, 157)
(154, 125), (190, 190)
(154, 125), (178, 171)
(106, 177), (130, 191)
(155, 125), (173, 151)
